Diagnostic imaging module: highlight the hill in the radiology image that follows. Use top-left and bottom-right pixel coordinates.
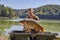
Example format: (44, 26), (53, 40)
(16, 4), (60, 19)
(35, 4), (60, 15)
(0, 4), (60, 19)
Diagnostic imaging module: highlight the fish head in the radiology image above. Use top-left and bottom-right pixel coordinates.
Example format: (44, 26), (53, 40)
(19, 20), (26, 25)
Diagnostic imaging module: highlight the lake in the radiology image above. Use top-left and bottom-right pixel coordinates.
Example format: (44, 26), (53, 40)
(0, 18), (60, 36)
(3, 25), (60, 36)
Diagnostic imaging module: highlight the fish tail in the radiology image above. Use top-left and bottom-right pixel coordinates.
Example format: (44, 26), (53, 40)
(40, 26), (45, 33)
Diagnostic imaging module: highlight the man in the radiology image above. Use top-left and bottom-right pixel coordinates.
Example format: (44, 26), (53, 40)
(22, 8), (40, 32)
(26, 8), (40, 40)
(26, 8), (40, 22)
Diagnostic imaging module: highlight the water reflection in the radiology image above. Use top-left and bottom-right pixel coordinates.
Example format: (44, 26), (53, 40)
(57, 32), (60, 36)
(4, 25), (24, 35)
(4, 25), (60, 36)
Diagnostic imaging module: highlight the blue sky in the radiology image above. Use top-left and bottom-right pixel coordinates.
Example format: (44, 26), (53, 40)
(0, 0), (60, 9)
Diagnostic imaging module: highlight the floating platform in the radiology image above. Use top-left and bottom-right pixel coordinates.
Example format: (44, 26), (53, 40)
(9, 31), (58, 40)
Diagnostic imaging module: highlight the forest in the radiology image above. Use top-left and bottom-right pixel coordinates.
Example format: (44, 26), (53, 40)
(0, 4), (60, 19)
(0, 4), (16, 18)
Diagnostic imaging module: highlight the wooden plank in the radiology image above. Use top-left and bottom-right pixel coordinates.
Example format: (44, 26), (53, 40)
(9, 32), (58, 40)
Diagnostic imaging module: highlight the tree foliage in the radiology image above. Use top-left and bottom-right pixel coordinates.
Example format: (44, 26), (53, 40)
(0, 4), (16, 18)
(16, 4), (60, 19)
(0, 4), (60, 19)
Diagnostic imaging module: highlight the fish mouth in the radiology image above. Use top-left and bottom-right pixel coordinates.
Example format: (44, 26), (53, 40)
(19, 22), (24, 25)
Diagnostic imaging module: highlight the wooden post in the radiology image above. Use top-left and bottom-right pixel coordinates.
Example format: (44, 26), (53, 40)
(29, 33), (36, 40)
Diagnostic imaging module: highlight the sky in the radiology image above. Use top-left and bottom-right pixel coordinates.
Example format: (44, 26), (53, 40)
(0, 0), (60, 9)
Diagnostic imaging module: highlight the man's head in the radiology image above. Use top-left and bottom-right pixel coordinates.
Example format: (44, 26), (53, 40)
(27, 8), (35, 18)
(28, 8), (34, 14)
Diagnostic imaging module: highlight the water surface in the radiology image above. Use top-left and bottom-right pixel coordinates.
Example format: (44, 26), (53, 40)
(4, 25), (60, 36)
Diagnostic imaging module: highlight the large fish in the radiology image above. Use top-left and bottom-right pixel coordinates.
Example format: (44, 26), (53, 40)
(19, 19), (45, 32)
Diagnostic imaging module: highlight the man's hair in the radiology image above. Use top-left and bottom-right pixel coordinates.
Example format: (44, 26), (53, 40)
(28, 8), (33, 10)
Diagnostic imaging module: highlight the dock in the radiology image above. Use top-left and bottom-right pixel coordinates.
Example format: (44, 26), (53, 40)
(9, 31), (58, 40)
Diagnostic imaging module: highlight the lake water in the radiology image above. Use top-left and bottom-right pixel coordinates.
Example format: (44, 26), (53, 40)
(3, 18), (60, 36)
(3, 25), (60, 36)
(4, 25), (24, 35)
